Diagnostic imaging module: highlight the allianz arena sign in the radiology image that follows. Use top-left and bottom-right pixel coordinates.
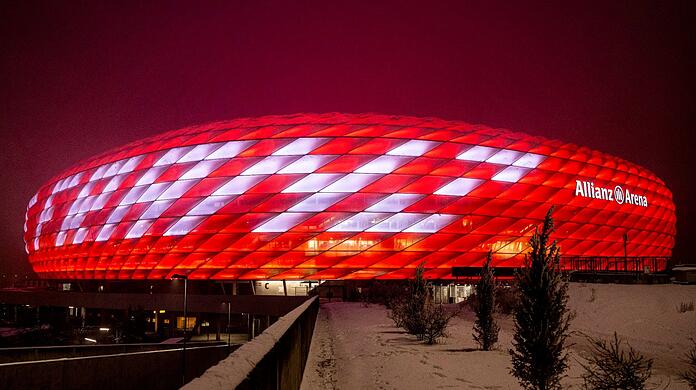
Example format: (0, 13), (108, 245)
(24, 114), (675, 280)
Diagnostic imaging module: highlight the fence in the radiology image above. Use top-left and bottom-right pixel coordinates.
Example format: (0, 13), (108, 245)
(185, 296), (319, 390)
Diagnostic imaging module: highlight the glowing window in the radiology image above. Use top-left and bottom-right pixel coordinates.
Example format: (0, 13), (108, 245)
(241, 156), (299, 175)
(119, 186), (148, 206)
(272, 138), (329, 155)
(73, 227), (88, 244)
(365, 193), (424, 212)
(456, 146), (498, 162)
(125, 219), (154, 239)
(321, 173), (382, 193)
(158, 180), (198, 199)
(178, 143), (223, 163)
(512, 153), (546, 168)
(282, 173), (344, 193)
(95, 224), (117, 242)
(433, 178), (483, 196)
(354, 156), (411, 174)
(277, 155), (336, 174)
(366, 213), (428, 232)
(107, 205), (130, 224)
(491, 166), (530, 183)
(118, 155), (145, 174)
(253, 212), (311, 232)
(136, 182), (172, 203)
(404, 214), (459, 233)
(213, 175), (267, 195)
(487, 149), (523, 165)
(205, 140), (257, 160)
(387, 140), (440, 156)
(135, 166), (167, 186)
(327, 212), (390, 232)
(288, 193), (348, 212)
(163, 216), (205, 236)
(140, 199), (174, 219)
(186, 195), (235, 216)
(180, 160), (225, 180)
(154, 147), (194, 166)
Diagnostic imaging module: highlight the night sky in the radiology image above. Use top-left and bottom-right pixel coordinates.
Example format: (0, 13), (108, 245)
(1, 1), (694, 275)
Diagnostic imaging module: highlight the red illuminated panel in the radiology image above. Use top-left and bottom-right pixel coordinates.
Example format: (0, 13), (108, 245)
(24, 113), (676, 280)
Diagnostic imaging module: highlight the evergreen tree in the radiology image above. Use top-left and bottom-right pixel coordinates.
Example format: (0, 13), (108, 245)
(681, 338), (696, 389)
(473, 251), (499, 350)
(510, 207), (573, 390)
(580, 332), (652, 390)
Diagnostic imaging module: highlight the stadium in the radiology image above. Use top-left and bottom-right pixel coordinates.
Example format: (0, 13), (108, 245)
(23, 113), (676, 281)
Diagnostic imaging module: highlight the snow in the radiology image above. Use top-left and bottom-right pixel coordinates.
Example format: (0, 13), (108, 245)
(302, 283), (696, 389)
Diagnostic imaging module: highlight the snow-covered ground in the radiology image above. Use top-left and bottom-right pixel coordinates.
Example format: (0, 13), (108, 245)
(301, 283), (696, 389)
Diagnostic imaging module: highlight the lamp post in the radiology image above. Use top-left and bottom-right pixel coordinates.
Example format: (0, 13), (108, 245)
(171, 274), (188, 387)
(226, 301), (231, 347)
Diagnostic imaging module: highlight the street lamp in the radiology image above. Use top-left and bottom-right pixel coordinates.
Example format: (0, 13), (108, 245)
(226, 301), (231, 347)
(171, 274), (188, 387)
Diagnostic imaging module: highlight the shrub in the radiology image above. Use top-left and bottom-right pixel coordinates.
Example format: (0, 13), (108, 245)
(677, 301), (695, 313)
(473, 251), (499, 350)
(495, 284), (519, 314)
(681, 338), (696, 389)
(510, 208), (573, 390)
(580, 332), (653, 390)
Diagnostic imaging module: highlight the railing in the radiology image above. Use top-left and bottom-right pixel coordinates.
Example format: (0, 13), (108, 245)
(560, 256), (670, 274)
(185, 296), (319, 390)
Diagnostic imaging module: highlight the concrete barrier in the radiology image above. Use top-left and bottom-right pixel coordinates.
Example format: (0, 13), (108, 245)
(0, 343), (236, 389)
(185, 296), (319, 390)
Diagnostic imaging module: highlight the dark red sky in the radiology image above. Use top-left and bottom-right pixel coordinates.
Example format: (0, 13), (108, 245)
(1, 1), (694, 274)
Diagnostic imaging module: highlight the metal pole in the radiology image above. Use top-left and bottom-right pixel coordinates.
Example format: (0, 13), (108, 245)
(227, 301), (231, 346)
(182, 278), (188, 387)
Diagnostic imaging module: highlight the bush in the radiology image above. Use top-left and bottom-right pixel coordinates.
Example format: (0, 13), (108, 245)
(681, 338), (696, 389)
(389, 263), (456, 344)
(472, 251), (499, 350)
(510, 208), (573, 390)
(495, 285), (519, 314)
(580, 332), (653, 390)
(677, 301), (695, 313)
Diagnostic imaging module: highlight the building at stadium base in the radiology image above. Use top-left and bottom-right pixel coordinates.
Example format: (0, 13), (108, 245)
(24, 113), (676, 282)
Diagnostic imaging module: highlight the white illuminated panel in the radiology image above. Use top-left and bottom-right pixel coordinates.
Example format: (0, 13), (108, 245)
(119, 186), (148, 206)
(73, 227), (88, 244)
(205, 140), (257, 160)
(513, 152), (546, 168)
(272, 138), (329, 156)
(434, 178), (483, 196)
(288, 193), (348, 212)
(55, 231), (67, 247)
(387, 140), (440, 156)
(366, 213), (428, 232)
(487, 149), (523, 165)
(354, 156), (411, 174)
(68, 198), (85, 216)
(95, 223), (117, 242)
(67, 173), (83, 188)
(89, 164), (110, 181)
(136, 182), (172, 203)
(135, 166), (167, 186)
(118, 155), (145, 174)
(241, 156), (299, 175)
(178, 143), (223, 163)
(158, 180), (199, 199)
(282, 173), (344, 193)
(213, 175), (267, 195)
(163, 216), (205, 236)
(404, 214), (460, 233)
(277, 155), (337, 174)
(253, 212), (312, 232)
(327, 212), (390, 232)
(180, 160), (225, 180)
(125, 219), (154, 239)
(320, 173), (382, 193)
(90, 192), (112, 211)
(69, 213), (86, 229)
(103, 160), (125, 178)
(365, 193), (424, 212)
(456, 146), (498, 162)
(107, 206), (130, 224)
(77, 182), (95, 199)
(77, 195), (97, 213)
(103, 174), (126, 192)
(140, 199), (174, 219)
(491, 166), (530, 183)
(154, 147), (194, 166)
(186, 195), (235, 216)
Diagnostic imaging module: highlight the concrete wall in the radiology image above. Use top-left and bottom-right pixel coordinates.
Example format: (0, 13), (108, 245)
(0, 344), (235, 390)
(185, 296), (319, 390)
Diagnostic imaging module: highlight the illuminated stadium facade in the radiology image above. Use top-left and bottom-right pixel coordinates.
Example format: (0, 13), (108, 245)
(24, 113), (676, 280)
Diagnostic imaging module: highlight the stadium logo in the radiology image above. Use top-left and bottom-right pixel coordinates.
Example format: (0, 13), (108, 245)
(575, 180), (647, 207)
